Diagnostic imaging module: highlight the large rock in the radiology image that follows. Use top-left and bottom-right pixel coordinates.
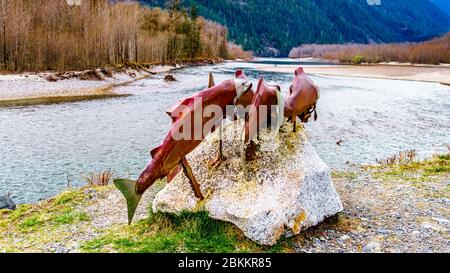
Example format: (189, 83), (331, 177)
(0, 194), (16, 210)
(153, 121), (343, 245)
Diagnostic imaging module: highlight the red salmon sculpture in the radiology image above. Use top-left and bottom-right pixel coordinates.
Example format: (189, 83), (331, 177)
(234, 70), (255, 115)
(284, 67), (320, 132)
(114, 72), (253, 224)
(208, 69), (256, 164)
(242, 76), (284, 161)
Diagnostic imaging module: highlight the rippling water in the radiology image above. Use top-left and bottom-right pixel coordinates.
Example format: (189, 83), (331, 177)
(1, 59), (449, 203)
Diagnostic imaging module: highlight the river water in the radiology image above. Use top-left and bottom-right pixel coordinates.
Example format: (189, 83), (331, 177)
(1, 58), (449, 203)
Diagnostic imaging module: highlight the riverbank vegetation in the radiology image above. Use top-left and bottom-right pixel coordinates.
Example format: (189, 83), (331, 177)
(289, 32), (450, 65)
(1, 153), (448, 253)
(0, 0), (250, 72)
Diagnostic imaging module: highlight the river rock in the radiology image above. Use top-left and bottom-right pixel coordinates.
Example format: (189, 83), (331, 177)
(164, 74), (177, 82)
(362, 241), (382, 253)
(0, 194), (16, 210)
(152, 121), (343, 245)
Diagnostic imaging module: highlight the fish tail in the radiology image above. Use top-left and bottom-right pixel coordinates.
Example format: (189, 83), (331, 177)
(113, 179), (143, 225)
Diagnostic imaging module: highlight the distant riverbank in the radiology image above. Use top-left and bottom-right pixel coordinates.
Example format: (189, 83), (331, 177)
(0, 59), (223, 107)
(257, 61), (450, 85)
(0, 65), (175, 107)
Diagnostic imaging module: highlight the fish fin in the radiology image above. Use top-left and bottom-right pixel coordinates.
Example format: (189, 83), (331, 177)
(113, 179), (142, 225)
(254, 76), (265, 96)
(313, 104), (318, 121)
(167, 165), (182, 183)
(165, 97), (194, 122)
(208, 72), (215, 88)
(150, 146), (162, 159)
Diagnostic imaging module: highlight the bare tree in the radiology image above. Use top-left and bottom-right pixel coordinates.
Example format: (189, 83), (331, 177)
(0, 0), (240, 71)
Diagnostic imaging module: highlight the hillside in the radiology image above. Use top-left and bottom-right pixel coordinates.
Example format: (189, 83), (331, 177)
(142, 0), (450, 56)
(430, 0), (450, 16)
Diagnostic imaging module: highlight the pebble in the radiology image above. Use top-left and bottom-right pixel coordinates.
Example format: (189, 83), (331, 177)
(421, 221), (445, 232)
(362, 241), (382, 253)
(431, 217), (449, 225)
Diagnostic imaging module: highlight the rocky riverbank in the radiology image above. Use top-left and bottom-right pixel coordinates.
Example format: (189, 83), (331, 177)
(0, 65), (176, 106)
(0, 59), (222, 107)
(0, 151), (448, 253)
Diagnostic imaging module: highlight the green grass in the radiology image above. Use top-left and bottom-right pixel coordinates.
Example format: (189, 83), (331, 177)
(370, 153), (449, 178)
(54, 190), (86, 205)
(368, 153), (449, 198)
(1, 188), (94, 236)
(82, 211), (294, 253)
(53, 209), (90, 225)
(19, 215), (44, 229)
(423, 154), (450, 174)
(331, 171), (358, 180)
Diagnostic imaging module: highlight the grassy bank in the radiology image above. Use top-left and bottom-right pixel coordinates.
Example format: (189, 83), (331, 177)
(1, 153), (448, 253)
(0, 185), (294, 253)
(0, 58), (232, 107)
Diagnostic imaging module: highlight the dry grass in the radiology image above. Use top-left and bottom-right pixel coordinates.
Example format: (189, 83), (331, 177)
(375, 149), (418, 165)
(81, 170), (113, 187)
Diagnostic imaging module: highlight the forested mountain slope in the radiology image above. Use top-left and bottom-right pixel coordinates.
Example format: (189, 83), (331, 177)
(143, 0), (450, 56)
(429, 0), (450, 16)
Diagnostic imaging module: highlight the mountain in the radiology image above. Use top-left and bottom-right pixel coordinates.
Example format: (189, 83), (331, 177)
(141, 0), (450, 56)
(429, 0), (450, 16)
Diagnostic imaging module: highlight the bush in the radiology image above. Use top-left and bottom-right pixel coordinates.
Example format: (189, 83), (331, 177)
(351, 55), (365, 64)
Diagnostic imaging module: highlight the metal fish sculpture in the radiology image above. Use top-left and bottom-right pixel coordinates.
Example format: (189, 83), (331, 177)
(207, 69), (256, 166)
(234, 69), (256, 114)
(114, 73), (253, 224)
(284, 67), (320, 132)
(242, 76), (284, 161)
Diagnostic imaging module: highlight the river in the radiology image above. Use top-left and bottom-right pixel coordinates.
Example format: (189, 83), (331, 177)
(1, 58), (449, 203)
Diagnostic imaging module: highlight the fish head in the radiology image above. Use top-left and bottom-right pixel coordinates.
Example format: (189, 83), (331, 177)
(234, 76), (253, 104)
(235, 69), (248, 80)
(295, 66), (304, 76)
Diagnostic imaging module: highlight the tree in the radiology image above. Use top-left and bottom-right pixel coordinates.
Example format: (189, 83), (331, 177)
(190, 4), (198, 20)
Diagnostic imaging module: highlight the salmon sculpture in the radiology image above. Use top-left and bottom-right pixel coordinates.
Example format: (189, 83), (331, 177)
(284, 67), (320, 132)
(114, 72), (253, 224)
(242, 76), (285, 161)
(233, 69), (256, 117)
(207, 70), (256, 166)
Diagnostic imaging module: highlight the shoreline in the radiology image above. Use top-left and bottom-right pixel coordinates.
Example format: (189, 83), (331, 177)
(0, 65), (179, 107)
(257, 62), (450, 85)
(0, 58), (224, 107)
